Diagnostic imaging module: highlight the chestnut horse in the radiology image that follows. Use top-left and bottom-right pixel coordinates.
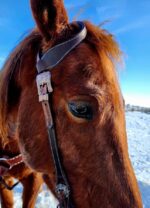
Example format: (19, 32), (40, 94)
(0, 0), (143, 207)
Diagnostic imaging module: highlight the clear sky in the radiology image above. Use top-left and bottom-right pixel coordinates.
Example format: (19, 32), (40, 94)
(0, 0), (150, 107)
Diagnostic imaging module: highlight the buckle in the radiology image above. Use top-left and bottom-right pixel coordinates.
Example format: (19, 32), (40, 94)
(36, 71), (53, 102)
(56, 183), (70, 198)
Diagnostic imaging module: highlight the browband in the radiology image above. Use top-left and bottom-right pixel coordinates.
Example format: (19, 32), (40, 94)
(36, 21), (87, 73)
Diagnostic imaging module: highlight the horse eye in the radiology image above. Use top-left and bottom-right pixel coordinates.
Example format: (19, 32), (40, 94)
(68, 102), (93, 120)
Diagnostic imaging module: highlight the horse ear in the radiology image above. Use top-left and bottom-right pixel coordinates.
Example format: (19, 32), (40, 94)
(30, 0), (68, 40)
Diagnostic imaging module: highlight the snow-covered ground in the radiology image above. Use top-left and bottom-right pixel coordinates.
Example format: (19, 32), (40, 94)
(13, 184), (58, 208)
(1, 111), (150, 207)
(126, 111), (150, 208)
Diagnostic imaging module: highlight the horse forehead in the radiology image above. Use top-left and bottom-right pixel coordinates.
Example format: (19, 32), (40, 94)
(72, 42), (99, 65)
(52, 43), (101, 82)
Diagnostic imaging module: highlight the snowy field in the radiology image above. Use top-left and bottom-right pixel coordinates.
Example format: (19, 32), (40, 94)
(126, 111), (150, 208)
(1, 111), (150, 207)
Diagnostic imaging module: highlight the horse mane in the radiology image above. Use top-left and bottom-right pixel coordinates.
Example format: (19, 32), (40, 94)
(86, 21), (121, 62)
(0, 30), (42, 140)
(0, 21), (121, 141)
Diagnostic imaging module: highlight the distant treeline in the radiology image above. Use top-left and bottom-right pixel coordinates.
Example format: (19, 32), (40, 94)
(125, 104), (150, 114)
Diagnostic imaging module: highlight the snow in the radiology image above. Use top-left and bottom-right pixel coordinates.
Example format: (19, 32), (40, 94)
(126, 112), (150, 207)
(1, 111), (150, 207)
(13, 184), (58, 208)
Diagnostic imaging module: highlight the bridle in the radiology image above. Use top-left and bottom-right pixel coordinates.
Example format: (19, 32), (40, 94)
(36, 21), (87, 208)
(0, 21), (86, 207)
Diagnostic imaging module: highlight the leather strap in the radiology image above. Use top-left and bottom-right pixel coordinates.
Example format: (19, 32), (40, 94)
(36, 21), (87, 73)
(42, 101), (71, 200)
(0, 154), (23, 176)
(0, 154), (23, 190)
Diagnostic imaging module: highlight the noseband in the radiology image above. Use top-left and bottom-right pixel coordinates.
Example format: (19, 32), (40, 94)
(36, 22), (87, 208)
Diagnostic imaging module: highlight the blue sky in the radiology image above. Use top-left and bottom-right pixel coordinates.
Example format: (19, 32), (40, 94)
(0, 0), (150, 106)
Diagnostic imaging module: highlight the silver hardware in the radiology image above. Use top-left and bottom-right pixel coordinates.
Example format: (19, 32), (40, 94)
(36, 71), (53, 102)
(0, 158), (7, 162)
(56, 183), (70, 198)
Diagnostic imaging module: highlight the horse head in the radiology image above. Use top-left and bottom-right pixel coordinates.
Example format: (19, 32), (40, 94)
(0, 0), (143, 207)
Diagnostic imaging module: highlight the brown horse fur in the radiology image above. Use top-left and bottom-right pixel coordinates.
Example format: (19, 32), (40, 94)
(0, 0), (143, 207)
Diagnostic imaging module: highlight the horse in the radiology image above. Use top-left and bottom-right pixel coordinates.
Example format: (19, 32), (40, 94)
(0, 0), (143, 207)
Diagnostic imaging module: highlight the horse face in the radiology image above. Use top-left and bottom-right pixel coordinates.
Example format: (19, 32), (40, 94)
(19, 35), (110, 175)
(18, 0), (141, 207)
(0, 0), (142, 207)
(34, 30), (140, 206)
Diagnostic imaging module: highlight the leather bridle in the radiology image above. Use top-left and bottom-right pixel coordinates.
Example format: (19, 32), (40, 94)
(36, 21), (87, 208)
(0, 21), (87, 207)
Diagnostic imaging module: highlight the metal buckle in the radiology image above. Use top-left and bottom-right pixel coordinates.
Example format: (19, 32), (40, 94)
(56, 183), (70, 198)
(36, 71), (53, 102)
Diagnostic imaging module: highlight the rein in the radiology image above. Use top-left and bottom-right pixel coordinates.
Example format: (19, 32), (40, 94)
(36, 21), (87, 208)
